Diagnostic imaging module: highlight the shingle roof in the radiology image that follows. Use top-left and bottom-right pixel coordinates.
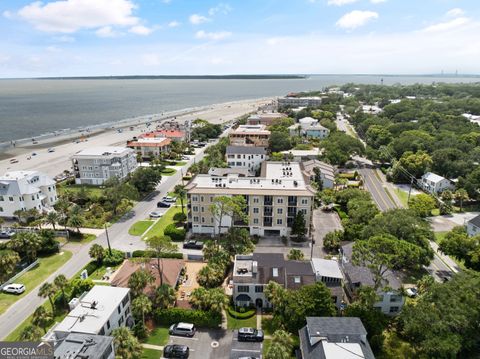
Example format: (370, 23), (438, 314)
(468, 214), (480, 228)
(226, 146), (267, 155)
(306, 317), (367, 338)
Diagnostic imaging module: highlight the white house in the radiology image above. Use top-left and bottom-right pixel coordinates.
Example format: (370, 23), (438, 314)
(72, 147), (138, 185)
(301, 160), (335, 189)
(311, 258), (344, 308)
(0, 171), (58, 218)
(225, 146), (267, 175)
(54, 333), (115, 359)
(466, 214), (480, 237)
(289, 117), (330, 139)
(50, 286), (133, 341)
(281, 148), (322, 163)
(420, 172), (454, 194)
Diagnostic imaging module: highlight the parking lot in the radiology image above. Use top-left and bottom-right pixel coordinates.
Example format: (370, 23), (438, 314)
(166, 329), (233, 359)
(229, 330), (263, 359)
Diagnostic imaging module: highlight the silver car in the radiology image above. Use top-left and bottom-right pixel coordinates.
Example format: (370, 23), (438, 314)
(3, 284), (25, 294)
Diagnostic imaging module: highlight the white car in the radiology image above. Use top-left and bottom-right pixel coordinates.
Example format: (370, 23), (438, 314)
(3, 284), (25, 294)
(149, 211), (163, 218)
(162, 196), (177, 203)
(406, 287), (418, 298)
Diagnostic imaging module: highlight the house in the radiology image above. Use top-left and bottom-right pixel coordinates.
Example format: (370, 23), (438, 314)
(0, 171), (58, 218)
(186, 161), (315, 237)
(420, 172), (454, 194)
(466, 214), (480, 237)
(298, 317), (375, 359)
(288, 117), (330, 139)
(142, 130), (185, 142)
(232, 253), (316, 308)
(247, 113), (287, 126)
(280, 148), (322, 162)
(127, 137), (171, 159)
(278, 96), (323, 108)
(50, 286), (133, 341)
(301, 160), (335, 189)
(225, 146), (267, 174)
(72, 147), (137, 185)
(54, 333), (115, 359)
(111, 258), (184, 297)
(340, 243), (405, 315)
(311, 258), (344, 308)
(361, 104), (383, 115)
(229, 125), (271, 147)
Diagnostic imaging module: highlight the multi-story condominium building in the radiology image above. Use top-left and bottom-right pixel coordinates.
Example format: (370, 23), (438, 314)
(50, 286), (133, 341)
(298, 317), (375, 359)
(420, 172), (454, 194)
(186, 161), (315, 237)
(278, 96), (323, 108)
(0, 170), (58, 218)
(72, 147), (137, 185)
(226, 146), (267, 175)
(232, 253), (316, 308)
(126, 137), (171, 159)
(54, 333), (115, 359)
(229, 125), (271, 147)
(340, 243), (405, 315)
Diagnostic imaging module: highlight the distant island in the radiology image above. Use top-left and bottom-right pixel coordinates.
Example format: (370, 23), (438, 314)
(37, 74), (308, 80)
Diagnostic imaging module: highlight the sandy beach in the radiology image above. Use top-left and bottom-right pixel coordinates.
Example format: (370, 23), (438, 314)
(0, 97), (274, 177)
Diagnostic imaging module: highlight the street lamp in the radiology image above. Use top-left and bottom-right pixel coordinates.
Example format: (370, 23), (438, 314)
(104, 222), (112, 255)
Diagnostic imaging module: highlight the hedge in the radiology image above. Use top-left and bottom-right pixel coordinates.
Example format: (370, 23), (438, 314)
(132, 250), (183, 259)
(154, 308), (221, 328)
(227, 307), (256, 319)
(164, 223), (186, 241)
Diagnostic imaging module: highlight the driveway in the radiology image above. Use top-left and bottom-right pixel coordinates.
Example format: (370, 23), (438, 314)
(167, 329), (233, 359)
(230, 330), (263, 359)
(311, 209), (343, 258)
(428, 212), (479, 232)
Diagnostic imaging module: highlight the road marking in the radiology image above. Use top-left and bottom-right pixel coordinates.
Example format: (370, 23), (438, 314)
(231, 349), (261, 352)
(170, 336), (199, 341)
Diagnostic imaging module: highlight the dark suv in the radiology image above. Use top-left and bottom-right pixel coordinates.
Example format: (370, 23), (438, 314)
(238, 327), (264, 342)
(163, 344), (189, 358)
(182, 240), (204, 250)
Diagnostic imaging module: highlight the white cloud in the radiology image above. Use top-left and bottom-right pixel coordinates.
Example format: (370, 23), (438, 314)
(54, 35), (75, 42)
(17, 0), (139, 33)
(327, 0), (358, 6)
(141, 53), (161, 66)
(422, 17), (470, 33)
(189, 14), (210, 25)
(208, 3), (232, 16)
(129, 25), (153, 35)
(168, 21), (180, 28)
(195, 30), (232, 41)
(336, 10), (378, 29)
(370, 0), (386, 4)
(446, 8), (464, 18)
(3, 10), (13, 18)
(95, 26), (119, 38)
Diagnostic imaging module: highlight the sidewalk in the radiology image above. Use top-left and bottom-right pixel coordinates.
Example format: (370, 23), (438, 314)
(430, 241), (461, 273)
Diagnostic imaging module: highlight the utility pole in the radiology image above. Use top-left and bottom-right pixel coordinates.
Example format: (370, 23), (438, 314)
(407, 176), (414, 204)
(104, 223), (112, 255)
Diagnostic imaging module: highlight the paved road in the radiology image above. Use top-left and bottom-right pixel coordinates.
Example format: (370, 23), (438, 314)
(358, 167), (397, 212)
(0, 134), (226, 340)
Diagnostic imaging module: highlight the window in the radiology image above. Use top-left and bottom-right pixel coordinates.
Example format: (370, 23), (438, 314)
(294, 276), (301, 284)
(390, 295), (400, 302)
(253, 197), (259, 204)
(301, 199), (308, 205)
(201, 217), (205, 223)
(0, 196), (3, 201)
(277, 208), (283, 215)
(193, 216), (199, 222)
(277, 198), (284, 204)
(117, 306), (121, 314)
(121, 295), (129, 307)
(253, 208), (259, 214)
(192, 196), (198, 202)
(0, 207), (3, 212)
(389, 306), (399, 313)
(253, 218), (259, 224)
(201, 207), (205, 212)
(9, 197), (14, 202)
(106, 320), (111, 329)
(237, 286), (249, 293)
(193, 206), (199, 212)
(255, 286), (263, 293)
(272, 268), (279, 277)
(200, 196), (204, 202)
(277, 219), (283, 225)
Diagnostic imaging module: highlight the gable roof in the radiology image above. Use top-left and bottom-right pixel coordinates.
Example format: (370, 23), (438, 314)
(422, 172), (447, 183)
(468, 214), (480, 228)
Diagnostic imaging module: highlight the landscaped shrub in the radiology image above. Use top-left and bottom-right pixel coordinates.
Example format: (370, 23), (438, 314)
(132, 250), (183, 259)
(164, 223), (186, 241)
(227, 306), (256, 319)
(82, 261), (100, 277)
(103, 249), (125, 266)
(182, 176), (192, 181)
(69, 278), (94, 298)
(154, 308), (221, 328)
(173, 212), (187, 223)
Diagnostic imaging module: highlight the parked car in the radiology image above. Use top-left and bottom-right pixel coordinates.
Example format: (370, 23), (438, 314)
(238, 328), (264, 342)
(406, 287), (418, 298)
(169, 323), (196, 337)
(149, 211), (163, 218)
(183, 240), (204, 250)
(162, 196), (177, 203)
(47, 148), (55, 153)
(9, 158), (18, 164)
(157, 201), (171, 208)
(181, 156), (189, 160)
(0, 229), (16, 239)
(163, 345), (189, 359)
(31, 152), (37, 156)
(3, 284), (25, 295)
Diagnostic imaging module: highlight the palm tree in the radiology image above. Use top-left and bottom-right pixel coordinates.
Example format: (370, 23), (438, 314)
(132, 294), (152, 325)
(38, 282), (57, 311)
(454, 189), (469, 212)
(265, 330), (294, 359)
(89, 244), (105, 265)
(153, 284), (176, 309)
(128, 269), (155, 297)
(8, 232), (42, 263)
(190, 287), (228, 314)
(112, 327), (143, 359)
(32, 306), (53, 333)
(287, 249), (305, 261)
(67, 213), (84, 233)
(19, 325), (43, 341)
(174, 184), (187, 214)
(45, 211), (60, 231)
(54, 198), (70, 230)
(54, 274), (68, 308)
(0, 249), (21, 282)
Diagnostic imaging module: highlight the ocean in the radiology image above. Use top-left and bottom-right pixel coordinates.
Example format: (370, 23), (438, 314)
(0, 74), (478, 143)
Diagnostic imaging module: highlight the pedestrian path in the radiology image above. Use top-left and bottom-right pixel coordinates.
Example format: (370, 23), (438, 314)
(142, 343), (164, 350)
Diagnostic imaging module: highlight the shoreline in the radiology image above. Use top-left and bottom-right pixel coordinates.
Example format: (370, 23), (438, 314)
(0, 97), (275, 160)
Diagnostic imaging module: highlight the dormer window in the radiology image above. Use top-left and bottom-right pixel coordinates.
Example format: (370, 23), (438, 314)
(272, 268), (279, 277)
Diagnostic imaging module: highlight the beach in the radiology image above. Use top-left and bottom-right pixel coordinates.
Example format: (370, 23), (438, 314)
(0, 97), (273, 177)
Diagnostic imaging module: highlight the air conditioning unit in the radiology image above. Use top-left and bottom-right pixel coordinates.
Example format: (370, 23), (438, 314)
(69, 298), (80, 311)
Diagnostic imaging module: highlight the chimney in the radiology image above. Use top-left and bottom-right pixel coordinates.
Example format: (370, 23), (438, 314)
(252, 261), (258, 274)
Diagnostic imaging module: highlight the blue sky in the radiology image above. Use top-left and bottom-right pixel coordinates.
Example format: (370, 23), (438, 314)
(0, 0), (479, 77)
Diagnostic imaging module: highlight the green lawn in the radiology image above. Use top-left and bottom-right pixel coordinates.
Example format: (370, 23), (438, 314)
(227, 312), (257, 330)
(143, 326), (169, 346)
(263, 339), (272, 356)
(141, 348), (162, 359)
(261, 316), (277, 336)
(67, 233), (97, 244)
(0, 251), (73, 315)
(161, 168), (177, 176)
(173, 161), (187, 166)
(434, 231), (448, 243)
(129, 220), (154, 236)
(394, 188), (410, 208)
(57, 184), (104, 197)
(143, 206), (182, 239)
